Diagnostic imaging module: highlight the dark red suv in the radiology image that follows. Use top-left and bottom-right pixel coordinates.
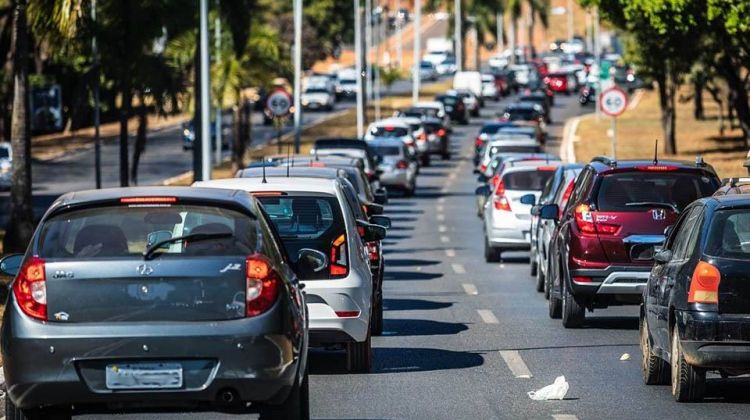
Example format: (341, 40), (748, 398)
(540, 157), (720, 328)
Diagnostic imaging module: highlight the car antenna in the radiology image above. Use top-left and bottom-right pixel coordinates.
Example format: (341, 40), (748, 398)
(653, 139), (659, 165)
(261, 157), (267, 183)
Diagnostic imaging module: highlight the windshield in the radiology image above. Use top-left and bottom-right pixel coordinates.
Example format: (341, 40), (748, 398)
(596, 172), (717, 212)
(0, 147), (9, 159)
(504, 109), (538, 121)
(503, 170), (556, 191)
(38, 205), (257, 259)
(705, 209), (750, 260)
(305, 88), (328, 94)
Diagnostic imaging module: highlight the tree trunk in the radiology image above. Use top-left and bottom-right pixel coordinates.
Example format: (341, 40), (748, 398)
(527, 5), (535, 59)
(130, 94), (147, 185)
(657, 72), (677, 155)
(693, 78), (704, 121)
(118, 0), (131, 187)
(509, 17), (517, 65)
(4, 0), (34, 253)
(718, 58), (750, 147)
(706, 83), (725, 136)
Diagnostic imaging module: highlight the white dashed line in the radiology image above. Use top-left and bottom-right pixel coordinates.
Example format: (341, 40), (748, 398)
(438, 225), (447, 232)
(440, 235), (450, 243)
(552, 416), (579, 420)
(477, 309), (499, 324)
(499, 350), (533, 378)
(451, 263), (466, 274)
(449, 172), (457, 180)
(445, 249), (456, 257)
(438, 197), (445, 203)
(437, 205), (444, 212)
(462, 283), (478, 295)
(437, 214), (445, 221)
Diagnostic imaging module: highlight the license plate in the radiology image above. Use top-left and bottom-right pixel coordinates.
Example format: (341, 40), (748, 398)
(106, 363), (183, 390)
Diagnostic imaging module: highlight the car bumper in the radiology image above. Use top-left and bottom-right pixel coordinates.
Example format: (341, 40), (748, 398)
(677, 310), (750, 369)
(2, 302), (302, 409)
(378, 170), (411, 189)
(303, 274), (371, 344)
(486, 218), (531, 249)
(569, 265), (651, 296)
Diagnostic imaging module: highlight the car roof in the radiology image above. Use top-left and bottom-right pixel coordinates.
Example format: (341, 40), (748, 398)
(367, 138), (406, 148)
(501, 161), (561, 175)
(587, 158), (717, 175)
(194, 176), (339, 195)
(389, 116), (423, 125)
(487, 137), (540, 146)
(236, 166), (345, 179)
(506, 102), (538, 110)
(370, 119), (409, 129)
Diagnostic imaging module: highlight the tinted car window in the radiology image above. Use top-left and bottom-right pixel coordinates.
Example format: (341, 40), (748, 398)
(671, 207), (702, 260)
(596, 172), (716, 212)
(705, 209), (750, 259)
(504, 109), (539, 121)
(38, 205), (257, 258)
(0, 148), (9, 159)
(370, 126), (408, 137)
(371, 145), (401, 156)
(503, 170), (555, 190)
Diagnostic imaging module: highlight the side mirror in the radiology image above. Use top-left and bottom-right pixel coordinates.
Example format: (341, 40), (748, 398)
(520, 194), (536, 205)
(476, 174), (488, 183)
(374, 189), (388, 205)
(366, 202), (384, 215)
(539, 204), (559, 220)
(0, 254), (23, 277)
(297, 248), (328, 273)
(530, 205), (541, 216)
(475, 185), (491, 197)
(357, 221), (387, 242)
(369, 215), (392, 229)
(654, 249), (673, 264)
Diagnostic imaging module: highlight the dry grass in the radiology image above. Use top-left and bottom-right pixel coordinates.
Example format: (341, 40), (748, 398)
(574, 89), (747, 178)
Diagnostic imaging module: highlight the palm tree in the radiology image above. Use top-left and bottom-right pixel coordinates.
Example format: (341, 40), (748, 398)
(508, 0), (521, 64)
(526, 0), (549, 59)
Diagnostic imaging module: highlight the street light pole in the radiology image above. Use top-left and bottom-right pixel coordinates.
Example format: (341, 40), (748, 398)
(496, 10), (503, 53)
(293, 0), (302, 153)
(354, 0), (364, 138)
(396, 0), (402, 68)
(567, 0), (574, 41)
(214, 0), (222, 166)
(374, 6), (381, 120)
(455, 0), (462, 72)
(199, 0), (211, 180)
(412, 0), (421, 103)
(365, 0), (372, 102)
(92, 0), (101, 189)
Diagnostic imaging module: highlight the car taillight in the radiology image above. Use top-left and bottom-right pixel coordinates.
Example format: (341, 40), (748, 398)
(418, 132), (427, 141)
(367, 241), (379, 262)
(490, 175), (500, 188)
(493, 195), (512, 211)
(437, 128), (446, 137)
(573, 276), (593, 283)
(13, 256), (47, 321)
(245, 254), (280, 317)
(330, 234), (348, 277)
(688, 261), (720, 304)
(479, 163), (487, 173)
(536, 166), (556, 172)
(574, 204), (620, 235)
(396, 160), (409, 169)
(475, 137), (484, 147)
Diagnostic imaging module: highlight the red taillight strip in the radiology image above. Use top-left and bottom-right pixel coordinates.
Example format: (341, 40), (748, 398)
(335, 310), (361, 318)
(120, 196), (177, 204)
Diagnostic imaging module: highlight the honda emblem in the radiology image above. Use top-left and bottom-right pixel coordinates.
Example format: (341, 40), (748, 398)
(651, 208), (666, 221)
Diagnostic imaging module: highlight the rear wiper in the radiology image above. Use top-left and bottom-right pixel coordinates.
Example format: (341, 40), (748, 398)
(143, 232), (233, 260)
(625, 202), (679, 213)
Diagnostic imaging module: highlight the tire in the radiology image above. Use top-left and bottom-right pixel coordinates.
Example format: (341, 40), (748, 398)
(442, 151), (450, 160)
(404, 181), (416, 197)
(671, 327), (706, 402)
(544, 262), (551, 300)
(561, 278), (585, 328)
(420, 154), (431, 167)
(548, 276), (562, 319)
(371, 290), (384, 336)
(5, 399), (70, 420)
(347, 331), (372, 373)
(535, 260), (545, 293)
(484, 236), (501, 263)
(258, 368), (310, 420)
(641, 315), (669, 385)
(530, 257), (538, 277)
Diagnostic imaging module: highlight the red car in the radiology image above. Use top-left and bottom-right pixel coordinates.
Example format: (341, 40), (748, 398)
(541, 157), (720, 328)
(544, 72), (572, 95)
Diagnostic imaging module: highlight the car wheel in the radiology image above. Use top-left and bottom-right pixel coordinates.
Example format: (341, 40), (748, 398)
(530, 257), (538, 277)
(535, 260), (545, 293)
(421, 155), (431, 167)
(347, 331), (372, 373)
(548, 272), (562, 319)
(405, 181), (416, 197)
(371, 291), (384, 336)
(258, 367), (310, 420)
(484, 236), (501, 263)
(442, 151), (451, 160)
(671, 327), (705, 402)
(561, 279), (585, 328)
(5, 399), (70, 420)
(641, 315), (669, 385)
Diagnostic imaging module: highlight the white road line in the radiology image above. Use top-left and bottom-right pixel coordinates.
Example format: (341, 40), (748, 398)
(477, 309), (499, 324)
(445, 249), (456, 257)
(437, 214), (445, 221)
(438, 225), (447, 232)
(438, 197), (445, 203)
(451, 263), (466, 274)
(552, 416), (579, 420)
(499, 350), (533, 379)
(440, 235), (450, 243)
(462, 283), (478, 295)
(449, 172), (457, 180)
(436, 204), (444, 212)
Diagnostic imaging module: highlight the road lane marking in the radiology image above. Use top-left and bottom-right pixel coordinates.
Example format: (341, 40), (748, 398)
(445, 249), (456, 257)
(477, 309), (499, 324)
(439, 225), (447, 232)
(437, 204), (444, 212)
(437, 214), (445, 221)
(552, 416), (578, 420)
(440, 235), (450, 243)
(451, 263), (466, 274)
(438, 197), (445, 203)
(499, 350), (533, 378)
(449, 172), (457, 180)
(462, 283), (478, 295)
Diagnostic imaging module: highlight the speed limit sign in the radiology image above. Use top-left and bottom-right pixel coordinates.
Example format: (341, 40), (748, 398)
(599, 87), (628, 117)
(265, 89), (292, 118)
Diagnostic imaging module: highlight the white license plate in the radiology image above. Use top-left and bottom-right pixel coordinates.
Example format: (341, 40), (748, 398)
(105, 363), (183, 390)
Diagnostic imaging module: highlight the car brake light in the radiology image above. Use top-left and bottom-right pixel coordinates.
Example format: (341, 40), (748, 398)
(635, 165), (679, 171)
(493, 195), (512, 211)
(245, 254), (280, 317)
(437, 128), (446, 137)
(559, 181), (575, 217)
(367, 241), (379, 261)
(120, 197), (177, 204)
(479, 163), (487, 173)
(330, 234), (348, 277)
(13, 256), (47, 321)
(536, 166), (556, 171)
(251, 191), (285, 197)
(490, 175), (500, 188)
(335, 310), (361, 318)
(396, 160), (409, 169)
(475, 137), (484, 147)
(688, 261), (720, 304)
(418, 132), (427, 141)
(573, 276), (593, 283)
(385, 126), (396, 131)
(574, 204), (620, 235)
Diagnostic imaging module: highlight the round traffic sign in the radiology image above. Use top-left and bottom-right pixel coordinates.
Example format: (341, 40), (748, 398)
(265, 89), (292, 117)
(599, 87), (628, 117)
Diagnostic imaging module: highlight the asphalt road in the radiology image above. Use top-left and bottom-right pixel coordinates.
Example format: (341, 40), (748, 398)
(70, 91), (750, 419)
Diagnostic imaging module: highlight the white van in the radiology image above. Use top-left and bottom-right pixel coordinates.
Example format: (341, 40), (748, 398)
(453, 71), (483, 101)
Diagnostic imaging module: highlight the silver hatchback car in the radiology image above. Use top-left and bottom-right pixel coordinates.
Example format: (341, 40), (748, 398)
(1, 187), (310, 419)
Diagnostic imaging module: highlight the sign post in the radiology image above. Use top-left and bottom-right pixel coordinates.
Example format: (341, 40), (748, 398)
(599, 86), (628, 159)
(265, 88), (292, 154)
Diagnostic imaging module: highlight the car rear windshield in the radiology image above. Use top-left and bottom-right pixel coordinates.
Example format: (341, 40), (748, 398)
(505, 109), (538, 120)
(439, 96), (458, 105)
(38, 204), (257, 259)
(705, 209), (750, 260)
(503, 170), (555, 191)
(370, 126), (408, 137)
(372, 145), (401, 156)
(0, 148), (8, 159)
(596, 171), (717, 212)
(257, 193), (346, 279)
(481, 124), (508, 135)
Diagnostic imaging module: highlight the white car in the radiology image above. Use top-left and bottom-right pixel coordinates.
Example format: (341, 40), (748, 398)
(481, 74), (499, 101)
(423, 51), (448, 66)
(489, 55), (509, 69)
(453, 71), (483, 99)
(414, 100), (451, 130)
(301, 87), (335, 111)
(435, 57), (457, 75)
(194, 176), (383, 372)
(369, 138), (418, 196)
(0, 142), (12, 190)
(416, 61), (438, 81)
(481, 162), (560, 262)
(478, 135), (542, 171)
(389, 116), (430, 166)
(509, 64), (532, 86)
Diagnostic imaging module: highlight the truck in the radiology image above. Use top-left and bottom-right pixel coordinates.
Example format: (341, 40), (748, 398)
(424, 38), (454, 66)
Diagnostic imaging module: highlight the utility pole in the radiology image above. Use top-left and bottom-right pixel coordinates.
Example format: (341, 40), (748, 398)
(594, 6), (601, 121)
(567, 0), (574, 41)
(355, 0), (364, 138)
(214, 0), (222, 166)
(455, 0), (462, 72)
(496, 10), (503, 53)
(365, 0), (372, 102)
(92, 0), (101, 188)
(374, 5), (381, 120)
(396, 0), (402, 68)
(412, 0), (421, 103)
(293, 0), (302, 152)
(199, 0), (211, 180)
